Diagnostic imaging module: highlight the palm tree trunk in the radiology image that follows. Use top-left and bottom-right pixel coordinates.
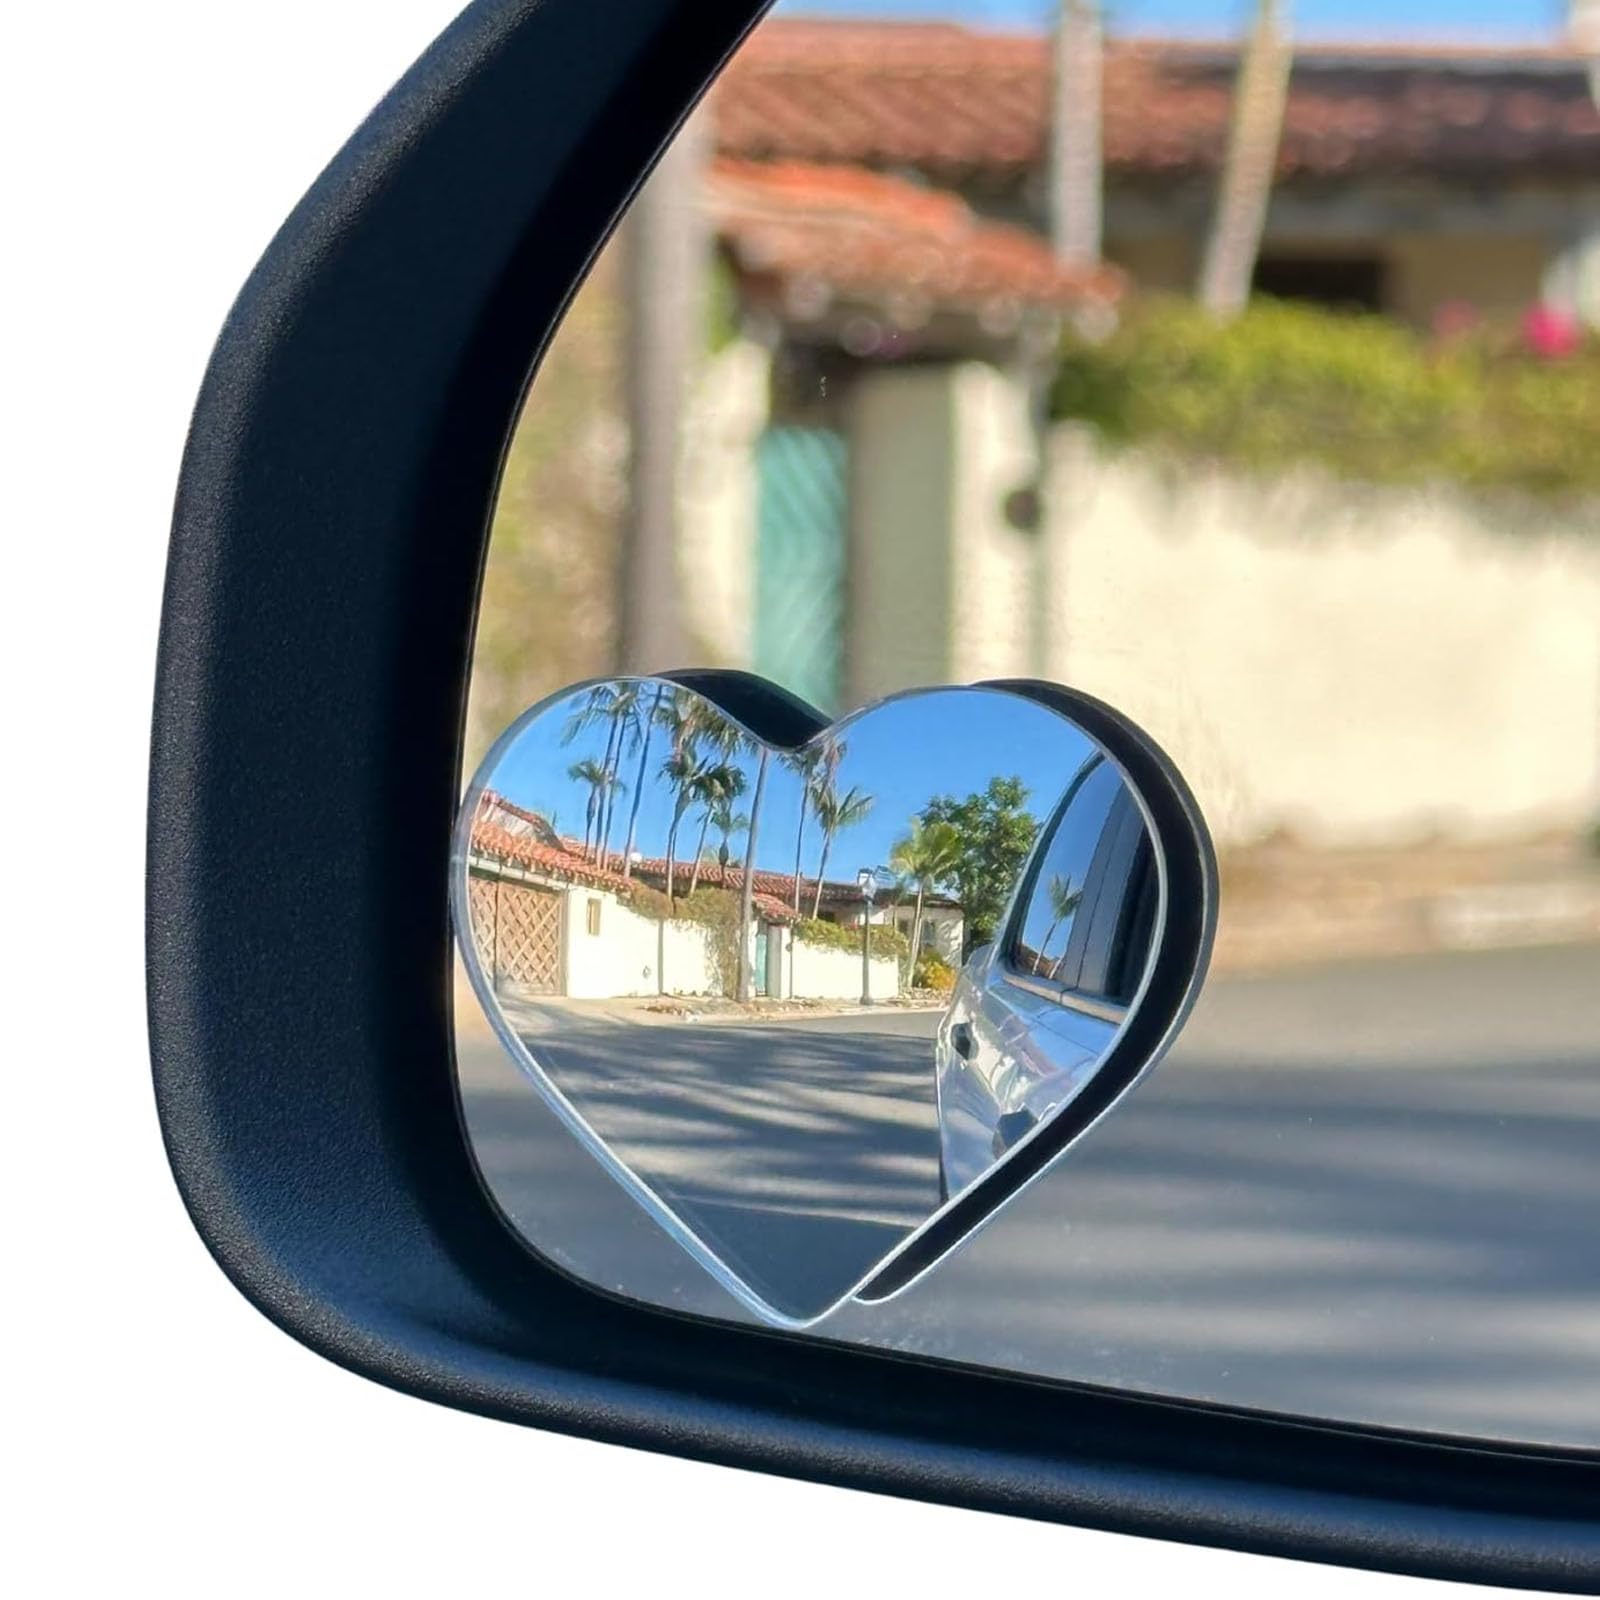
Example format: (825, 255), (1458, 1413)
(735, 748), (769, 1002)
(663, 814), (681, 911)
(1196, 0), (1292, 321)
(909, 886), (926, 979)
(620, 686), (664, 878)
(811, 834), (833, 919)
(616, 109), (708, 672)
(593, 715), (623, 864)
(688, 810), (712, 897)
(1050, 0), (1103, 268)
(790, 788), (808, 913)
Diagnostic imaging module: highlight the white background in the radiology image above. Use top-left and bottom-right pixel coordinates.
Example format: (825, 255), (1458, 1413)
(3, 4), (1514, 1594)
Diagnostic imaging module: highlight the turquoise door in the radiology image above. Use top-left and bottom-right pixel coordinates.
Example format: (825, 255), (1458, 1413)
(754, 426), (847, 712)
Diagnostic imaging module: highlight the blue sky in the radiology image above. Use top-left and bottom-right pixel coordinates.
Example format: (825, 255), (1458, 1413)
(487, 685), (1096, 888)
(777, 0), (1565, 44)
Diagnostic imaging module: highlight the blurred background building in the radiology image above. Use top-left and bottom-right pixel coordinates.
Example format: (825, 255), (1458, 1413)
(469, 9), (1600, 971)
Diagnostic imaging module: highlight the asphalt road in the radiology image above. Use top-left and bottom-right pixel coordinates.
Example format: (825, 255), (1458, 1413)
(457, 940), (1600, 1448)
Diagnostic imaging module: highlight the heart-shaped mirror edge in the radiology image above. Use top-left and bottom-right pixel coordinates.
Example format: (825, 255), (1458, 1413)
(453, 670), (1215, 1328)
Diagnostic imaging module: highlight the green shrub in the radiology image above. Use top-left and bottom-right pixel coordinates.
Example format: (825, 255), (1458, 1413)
(618, 881), (674, 921)
(793, 917), (909, 960)
(912, 952), (956, 992)
(1051, 296), (1600, 503)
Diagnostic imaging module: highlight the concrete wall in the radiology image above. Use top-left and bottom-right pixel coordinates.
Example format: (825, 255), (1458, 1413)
(562, 888), (658, 999)
(1040, 432), (1600, 847)
(562, 887), (720, 998)
(678, 355), (1599, 853)
(838, 360), (1600, 848)
(787, 934), (901, 1002)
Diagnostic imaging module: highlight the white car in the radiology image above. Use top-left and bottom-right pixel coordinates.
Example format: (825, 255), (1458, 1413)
(935, 753), (1158, 1202)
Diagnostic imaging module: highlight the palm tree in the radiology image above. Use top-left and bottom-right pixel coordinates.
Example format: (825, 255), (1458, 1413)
(1051, 0), (1103, 269)
(567, 758), (610, 859)
(810, 783), (875, 918)
(1038, 874), (1085, 978)
(562, 683), (631, 865)
(597, 682), (658, 872)
(888, 817), (962, 974)
(735, 739), (770, 1002)
(618, 683), (666, 878)
(710, 802), (749, 869)
(617, 107), (709, 672)
(1197, 0), (1293, 321)
(780, 747), (819, 913)
(783, 736), (845, 913)
(687, 762), (748, 897)
(659, 747), (703, 909)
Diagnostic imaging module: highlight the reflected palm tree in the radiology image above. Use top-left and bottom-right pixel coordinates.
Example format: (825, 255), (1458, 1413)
(810, 782), (874, 918)
(687, 762), (748, 897)
(619, 683), (667, 878)
(736, 737), (771, 1002)
(782, 737), (843, 915)
(660, 747), (703, 909)
(1038, 873), (1084, 978)
(567, 757), (610, 860)
(888, 817), (962, 972)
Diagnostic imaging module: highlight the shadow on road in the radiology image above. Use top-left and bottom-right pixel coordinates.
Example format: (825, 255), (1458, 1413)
(458, 941), (1600, 1445)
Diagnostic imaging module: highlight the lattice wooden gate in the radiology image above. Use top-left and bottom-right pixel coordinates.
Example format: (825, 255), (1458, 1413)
(468, 873), (564, 994)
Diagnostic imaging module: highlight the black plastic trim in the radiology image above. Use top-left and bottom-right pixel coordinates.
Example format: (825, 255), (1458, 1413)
(147, 1), (1600, 1588)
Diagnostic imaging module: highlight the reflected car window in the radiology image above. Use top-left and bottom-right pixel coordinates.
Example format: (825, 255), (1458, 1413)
(1006, 756), (1123, 989)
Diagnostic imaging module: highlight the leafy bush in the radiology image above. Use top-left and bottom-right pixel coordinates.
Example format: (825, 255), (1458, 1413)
(912, 952), (956, 992)
(793, 917), (909, 960)
(1051, 296), (1600, 503)
(618, 882), (674, 921)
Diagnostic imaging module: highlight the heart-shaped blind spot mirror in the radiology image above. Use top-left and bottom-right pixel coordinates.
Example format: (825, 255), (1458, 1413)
(454, 672), (1215, 1326)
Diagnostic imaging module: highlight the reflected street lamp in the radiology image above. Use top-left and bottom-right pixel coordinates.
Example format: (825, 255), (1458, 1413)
(856, 867), (877, 1006)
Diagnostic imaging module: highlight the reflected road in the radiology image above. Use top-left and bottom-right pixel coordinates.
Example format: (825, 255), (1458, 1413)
(458, 941), (1600, 1447)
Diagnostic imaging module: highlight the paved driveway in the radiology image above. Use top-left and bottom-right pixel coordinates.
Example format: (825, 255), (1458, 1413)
(457, 941), (1600, 1448)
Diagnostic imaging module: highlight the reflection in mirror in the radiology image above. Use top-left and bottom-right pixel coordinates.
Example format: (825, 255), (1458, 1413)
(456, 679), (1183, 1324)
(458, 0), (1600, 1443)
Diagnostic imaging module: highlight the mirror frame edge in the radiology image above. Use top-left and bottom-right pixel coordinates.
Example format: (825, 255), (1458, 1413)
(145, 0), (1600, 1586)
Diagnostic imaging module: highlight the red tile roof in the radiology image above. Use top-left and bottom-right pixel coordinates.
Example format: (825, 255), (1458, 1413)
(708, 157), (1124, 314)
(469, 816), (639, 895)
(714, 22), (1600, 181)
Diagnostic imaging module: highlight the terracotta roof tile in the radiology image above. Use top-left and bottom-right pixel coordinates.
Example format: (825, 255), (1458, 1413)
(714, 21), (1600, 180)
(469, 818), (641, 894)
(708, 157), (1124, 313)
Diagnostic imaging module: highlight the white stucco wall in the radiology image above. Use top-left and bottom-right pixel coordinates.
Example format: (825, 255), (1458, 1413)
(563, 889), (723, 999)
(840, 360), (1600, 849)
(1041, 433), (1600, 846)
(562, 888), (660, 999)
(672, 354), (1600, 851)
(659, 917), (719, 996)
(788, 936), (900, 1002)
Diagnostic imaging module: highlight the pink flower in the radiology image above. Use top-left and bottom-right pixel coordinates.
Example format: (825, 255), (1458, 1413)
(1522, 302), (1582, 360)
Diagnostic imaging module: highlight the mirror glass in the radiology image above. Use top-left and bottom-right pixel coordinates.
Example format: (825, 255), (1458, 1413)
(456, 2), (1600, 1445)
(457, 677), (1185, 1323)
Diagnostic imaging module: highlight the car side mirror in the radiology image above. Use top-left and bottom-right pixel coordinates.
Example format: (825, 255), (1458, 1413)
(147, 0), (1600, 1586)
